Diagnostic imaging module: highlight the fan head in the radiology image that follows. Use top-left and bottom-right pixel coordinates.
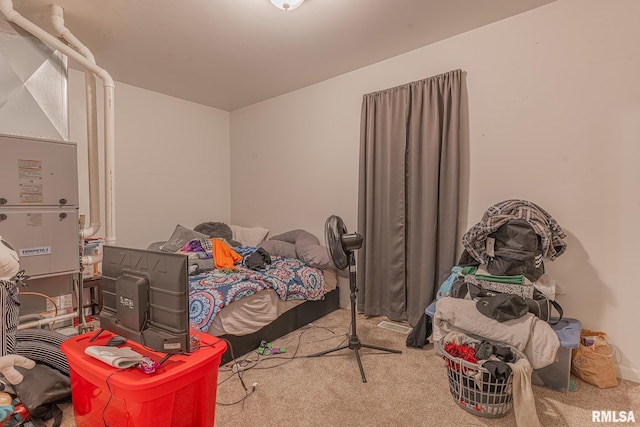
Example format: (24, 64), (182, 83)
(324, 215), (362, 270)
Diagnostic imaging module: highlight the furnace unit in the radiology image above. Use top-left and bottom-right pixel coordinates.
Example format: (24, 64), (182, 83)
(1, 19), (80, 324)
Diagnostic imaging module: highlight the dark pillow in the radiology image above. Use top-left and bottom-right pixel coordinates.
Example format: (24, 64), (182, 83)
(14, 364), (71, 416)
(194, 222), (242, 247)
(194, 222), (232, 240)
(259, 240), (297, 259)
(160, 225), (208, 252)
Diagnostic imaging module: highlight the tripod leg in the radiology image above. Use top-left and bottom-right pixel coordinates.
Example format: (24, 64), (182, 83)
(307, 249), (400, 382)
(354, 348), (367, 383)
(360, 343), (403, 354)
(308, 344), (349, 358)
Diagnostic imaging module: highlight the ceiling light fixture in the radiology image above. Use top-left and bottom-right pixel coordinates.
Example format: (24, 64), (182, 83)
(270, 0), (304, 11)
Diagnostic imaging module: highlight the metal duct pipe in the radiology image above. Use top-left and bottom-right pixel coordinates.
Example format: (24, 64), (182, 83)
(17, 311), (79, 330)
(51, 4), (102, 241)
(50, 5), (103, 272)
(0, 0), (117, 246)
(81, 252), (103, 269)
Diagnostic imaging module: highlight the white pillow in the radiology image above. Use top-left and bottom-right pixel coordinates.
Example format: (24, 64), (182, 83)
(230, 225), (269, 247)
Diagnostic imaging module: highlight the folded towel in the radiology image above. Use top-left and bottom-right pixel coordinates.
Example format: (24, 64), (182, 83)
(85, 346), (144, 369)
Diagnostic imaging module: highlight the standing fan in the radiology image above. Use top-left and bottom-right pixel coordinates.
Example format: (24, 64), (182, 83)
(309, 215), (401, 383)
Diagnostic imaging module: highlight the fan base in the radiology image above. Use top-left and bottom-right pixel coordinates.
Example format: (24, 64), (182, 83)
(318, 216), (401, 382)
(309, 334), (402, 383)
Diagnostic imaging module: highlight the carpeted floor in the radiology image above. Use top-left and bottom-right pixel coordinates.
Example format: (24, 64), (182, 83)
(56, 308), (640, 426)
(213, 308), (640, 426)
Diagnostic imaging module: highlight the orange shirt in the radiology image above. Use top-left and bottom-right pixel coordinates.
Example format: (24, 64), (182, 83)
(210, 239), (242, 269)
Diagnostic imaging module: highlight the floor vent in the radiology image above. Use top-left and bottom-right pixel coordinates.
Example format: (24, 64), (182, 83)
(377, 321), (412, 335)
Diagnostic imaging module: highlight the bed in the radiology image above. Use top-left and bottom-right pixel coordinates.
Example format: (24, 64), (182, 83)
(150, 224), (341, 364)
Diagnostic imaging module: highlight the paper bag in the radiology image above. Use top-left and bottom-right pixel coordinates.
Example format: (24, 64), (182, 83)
(571, 329), (618, 388)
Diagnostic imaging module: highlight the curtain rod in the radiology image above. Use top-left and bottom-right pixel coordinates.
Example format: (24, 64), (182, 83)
(363, 68), (463, 97)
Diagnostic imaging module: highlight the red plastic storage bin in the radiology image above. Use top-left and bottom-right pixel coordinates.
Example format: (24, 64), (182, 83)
(61, 330), (226, 427)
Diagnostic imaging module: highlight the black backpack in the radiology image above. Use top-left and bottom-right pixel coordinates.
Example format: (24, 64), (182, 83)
(459, 219), (544, 282)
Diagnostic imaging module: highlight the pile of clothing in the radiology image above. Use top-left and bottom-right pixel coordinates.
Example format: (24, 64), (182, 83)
(431, 199), (570, 427)
(439, 330), (538, 424)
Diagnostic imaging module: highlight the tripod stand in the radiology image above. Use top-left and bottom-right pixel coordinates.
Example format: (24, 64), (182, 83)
(309, 251), (402, 383)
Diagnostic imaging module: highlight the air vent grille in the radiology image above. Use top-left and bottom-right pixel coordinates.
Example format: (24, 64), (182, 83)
(377, 321), (412, 335)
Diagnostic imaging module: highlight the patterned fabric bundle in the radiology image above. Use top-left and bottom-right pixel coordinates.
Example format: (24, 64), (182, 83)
(462, 199), (567, 265)
(0, 280), (20, 357)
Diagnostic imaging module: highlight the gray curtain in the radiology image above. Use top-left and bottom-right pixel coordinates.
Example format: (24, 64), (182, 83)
(356, 69), (462, 326)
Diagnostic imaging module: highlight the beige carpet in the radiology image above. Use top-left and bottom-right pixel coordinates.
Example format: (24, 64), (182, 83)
(56, 308), (640, 426)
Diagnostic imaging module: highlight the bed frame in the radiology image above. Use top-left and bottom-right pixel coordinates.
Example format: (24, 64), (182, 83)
(218, 286), (340, 364)
(146, 240), (340, 364)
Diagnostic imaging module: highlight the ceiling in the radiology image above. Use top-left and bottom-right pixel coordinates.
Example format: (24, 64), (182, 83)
(8, 0), (555, 111)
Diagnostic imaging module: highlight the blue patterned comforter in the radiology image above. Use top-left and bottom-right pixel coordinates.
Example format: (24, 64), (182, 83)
(189, 256), (326, 332)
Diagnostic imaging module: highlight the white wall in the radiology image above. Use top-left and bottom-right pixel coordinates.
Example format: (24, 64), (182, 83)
(230, 0), (640, 382)
(69, 68), (231, 249)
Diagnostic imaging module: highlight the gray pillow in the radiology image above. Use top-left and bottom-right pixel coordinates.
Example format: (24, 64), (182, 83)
(270, 229), (334, 269)
(297, 243), (333, 269)
(146, 241), (166, 252)
(258, 240), (298, 259)
(270, 229), (319, 245)
(160, 225), (208, 252)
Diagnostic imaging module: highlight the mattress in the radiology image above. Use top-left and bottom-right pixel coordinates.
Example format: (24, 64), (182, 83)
(205, 268), (337, 336)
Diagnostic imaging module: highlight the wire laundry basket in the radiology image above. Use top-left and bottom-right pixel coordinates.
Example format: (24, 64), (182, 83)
(434, 337), (526, 418)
